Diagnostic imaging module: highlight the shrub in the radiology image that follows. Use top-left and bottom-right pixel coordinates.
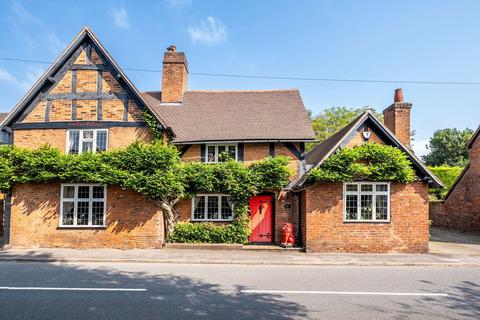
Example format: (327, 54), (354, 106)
(428, 165), (463, 200)
(307, 143), (416, 183)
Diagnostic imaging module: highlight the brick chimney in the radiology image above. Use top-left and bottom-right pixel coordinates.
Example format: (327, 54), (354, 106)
(161, 45), (188, 103)
(383, 88), (412, 146)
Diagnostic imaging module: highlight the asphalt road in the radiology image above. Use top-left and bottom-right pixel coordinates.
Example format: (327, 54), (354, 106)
(0, 262), (478, 320)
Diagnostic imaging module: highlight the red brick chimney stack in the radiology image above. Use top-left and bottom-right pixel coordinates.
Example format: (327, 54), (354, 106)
(383, 88), (412, 147)
(161, 45), (188, 103)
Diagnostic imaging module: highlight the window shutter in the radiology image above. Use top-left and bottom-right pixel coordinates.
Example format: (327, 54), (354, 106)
(200, 144), (206, 162)
(238, 143), (244, 162)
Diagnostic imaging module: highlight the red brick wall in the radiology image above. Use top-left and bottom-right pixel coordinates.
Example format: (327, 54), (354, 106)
(430, 136), (480, 231)
(10, 183), (164, 249)
(303, 181), (429, 253)
(14, 127), (152, 151)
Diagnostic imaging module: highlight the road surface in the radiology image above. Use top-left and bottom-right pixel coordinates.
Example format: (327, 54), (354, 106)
(0, 262), (478, 319)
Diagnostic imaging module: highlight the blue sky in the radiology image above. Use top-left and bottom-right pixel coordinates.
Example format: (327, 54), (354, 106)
(1, 0), (480, 155)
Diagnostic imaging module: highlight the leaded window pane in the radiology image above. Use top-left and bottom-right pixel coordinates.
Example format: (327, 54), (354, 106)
(376, 184), (388, 192)
(77, 201), (89, 225)
(96, 131), (107, 152)
(345, 195), (358, 220)
(83, 130), (94, 140)
(346, 184), (357, 192)
(68, 131), (80, 154)
(207, 196), (219, 219)
(360, 195), (373, 220)
(228, 146), (236, 159)
(63, 186), (75, 198)
(375, 194), (388, 220)
(82, 141), (94, 152)
(193, 197), (205, 220)
(207, 146), (216, 162)
(92, 202), (104, 226)
(93, 186), (104, 199)
(361, 184), (373, 192)
(78, 186), (90, 199)
(221, 196), (233, 220)
(62, 202), (75, 225)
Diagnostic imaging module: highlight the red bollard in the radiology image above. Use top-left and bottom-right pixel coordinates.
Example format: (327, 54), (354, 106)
(281, 223), (295, 247)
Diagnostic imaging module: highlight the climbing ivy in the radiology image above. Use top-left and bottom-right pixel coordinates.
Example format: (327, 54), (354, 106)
(0, 142), (291, 243)
(307, 143), (416, 183)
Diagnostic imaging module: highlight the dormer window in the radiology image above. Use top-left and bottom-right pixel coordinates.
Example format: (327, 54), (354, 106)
(205, 144), (237, 163)
(67, 129), (108, 154)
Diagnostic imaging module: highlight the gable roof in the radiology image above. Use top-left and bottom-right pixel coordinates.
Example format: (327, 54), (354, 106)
(467, 124), (480, 149)
(0, 27), (171, 134)
(142, 89), (315, 144)
(293, 110), (443, 188)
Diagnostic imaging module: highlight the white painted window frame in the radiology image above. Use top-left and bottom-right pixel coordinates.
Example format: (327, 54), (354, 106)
(205, 143), (238, 163)
(343, 182), (390, 222)
(191, 194), (234, 222)
(66, 129), (108, 154)
(59, 184), (107, 228)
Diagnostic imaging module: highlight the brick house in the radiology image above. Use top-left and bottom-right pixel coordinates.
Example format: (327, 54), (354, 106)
(430, 126), (480, 231)
(0, 28), (441, 252)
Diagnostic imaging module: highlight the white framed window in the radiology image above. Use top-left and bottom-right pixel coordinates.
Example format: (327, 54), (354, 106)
(344, 182), (390, 222)
(66, 129), (108, 154)
(60, 184), (107, 227)
(205, 144), (238, 163)
(191, 194), (234, 221)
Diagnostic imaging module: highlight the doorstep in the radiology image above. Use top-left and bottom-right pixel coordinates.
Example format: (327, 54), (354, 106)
(164, 243), (303, 252)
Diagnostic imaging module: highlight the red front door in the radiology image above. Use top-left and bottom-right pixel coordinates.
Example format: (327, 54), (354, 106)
(249, 195), (273, 243)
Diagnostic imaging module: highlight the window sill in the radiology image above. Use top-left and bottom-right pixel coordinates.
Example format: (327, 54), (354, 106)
(343, 220), (391, 224)
(190, 220), (234, 223)
(57, 226), (107, 229)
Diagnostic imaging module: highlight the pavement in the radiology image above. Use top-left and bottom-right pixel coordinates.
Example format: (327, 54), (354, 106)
(0, 261), (479, 319)
(1, 247), (480, 267)
(0, 227), (479, 267)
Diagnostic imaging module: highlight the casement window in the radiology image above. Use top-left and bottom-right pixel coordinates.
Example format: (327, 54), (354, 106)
(205, 144), (237, 163)
(192, 194), (234, 221)
(344, 182), (390, 222)
(60, 184), (106, 227)
(67, 129), (108, 154)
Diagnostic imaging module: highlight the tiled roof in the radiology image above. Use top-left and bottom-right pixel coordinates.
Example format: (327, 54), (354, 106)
(293, 110), (443, 189)
(142, 89), (315, 143)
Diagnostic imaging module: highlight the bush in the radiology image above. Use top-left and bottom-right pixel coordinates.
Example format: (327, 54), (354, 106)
(170, 221), (249, 244)
(307, 143), (416, 183)
(428, 165), (463, 199)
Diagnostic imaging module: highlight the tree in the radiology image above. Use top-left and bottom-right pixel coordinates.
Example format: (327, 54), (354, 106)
(308, 107), (383, 150)
(423, 128), (473, 167)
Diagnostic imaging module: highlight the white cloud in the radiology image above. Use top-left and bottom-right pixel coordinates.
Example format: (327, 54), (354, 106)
(412, 138), (430, 158)
(112, 8), (131, 29)
(188, 16), (227, 44)
(0, 66), (45, 92)
(11, 2), (42, 25)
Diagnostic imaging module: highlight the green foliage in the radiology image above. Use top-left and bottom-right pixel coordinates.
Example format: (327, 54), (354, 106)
(143, 111), (164, 141)
(170, 221), (249, 244)
(423, 128), (473, 167)
(428, 165), (463, 199)
(307, 107), (383, 151)
(307, 143), (416, 183)
(0, 143), (291, 244)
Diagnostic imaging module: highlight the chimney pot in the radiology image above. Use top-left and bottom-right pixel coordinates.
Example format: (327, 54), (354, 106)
(166, 45), (176, 52)
(394, 88), (404, 103)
